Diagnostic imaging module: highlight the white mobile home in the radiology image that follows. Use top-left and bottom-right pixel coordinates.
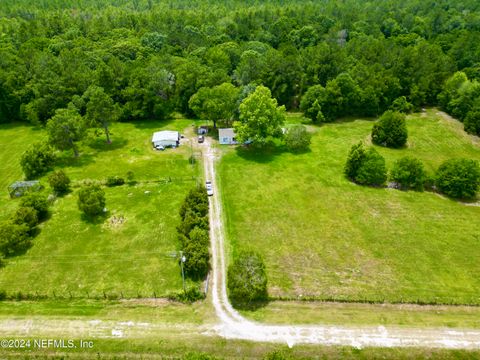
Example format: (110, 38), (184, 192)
(152, 130), (180, 148)
(218, 128), (237, 145)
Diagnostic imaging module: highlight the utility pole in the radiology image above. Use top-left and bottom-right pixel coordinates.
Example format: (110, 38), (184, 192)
(180, 251), (186, 293)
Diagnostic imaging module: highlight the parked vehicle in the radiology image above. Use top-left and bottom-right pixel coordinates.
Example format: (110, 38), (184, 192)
(206, 180), (213, 196)
(198, 135), (205, 143)
(155, 145), (165, 151)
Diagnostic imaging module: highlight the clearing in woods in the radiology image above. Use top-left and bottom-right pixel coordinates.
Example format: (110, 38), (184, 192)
(0, 119), (201, 298)
(218, 110), (480, 305)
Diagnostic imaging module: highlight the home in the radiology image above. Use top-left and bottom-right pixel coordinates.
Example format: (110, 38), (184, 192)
(151, 130), (180, 148)
(218, 128), (237, 145)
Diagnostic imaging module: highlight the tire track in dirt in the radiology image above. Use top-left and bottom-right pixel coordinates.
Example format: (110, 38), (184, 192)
(203, 139), (480, 349)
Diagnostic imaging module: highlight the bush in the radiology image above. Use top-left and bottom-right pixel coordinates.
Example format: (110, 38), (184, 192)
(179, 186), (209, 220)
(464, 109), (480, 136)
(77, 185), (106, 216)
(183, 239), (210, 279)
(20, 193), (49, 221)
(344, 142), (366, 181)
(20, 142), (56, 180)
(355, 148), (387, 186)
(189, 227), (210, 246)
(390, 157), (426, 191)
(371, 110), (408, 148)
(48, 170), (71, 194)
(0, 221), (31, 257)
(106, 176), (125, 187)
(177, 210), (209, 237)
(300, 85), (327, 123)
(168, 285), (205, 303)
(177, 187), (210, 279)
(389, 96), (414, 114)
(285, 125), (311, 152)
(227, 250), (268, 306)
(436, 158), (480, 199)
(12, 206), (39, 230)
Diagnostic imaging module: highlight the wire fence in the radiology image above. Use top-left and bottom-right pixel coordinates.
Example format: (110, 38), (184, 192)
(1, 289), (174, 301)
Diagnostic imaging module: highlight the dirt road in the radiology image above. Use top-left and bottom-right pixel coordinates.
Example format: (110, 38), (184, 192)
(202, 139), (480, 349)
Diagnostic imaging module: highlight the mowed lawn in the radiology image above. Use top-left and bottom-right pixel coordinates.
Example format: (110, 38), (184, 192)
(0, 123), (46, 221)
(0, 119), (200, 297)
(219, 110), (480, 304)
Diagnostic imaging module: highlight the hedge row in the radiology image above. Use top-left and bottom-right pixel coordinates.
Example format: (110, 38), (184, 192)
(177, 186), (210, 280)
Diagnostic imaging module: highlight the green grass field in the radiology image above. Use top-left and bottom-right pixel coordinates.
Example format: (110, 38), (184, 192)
(1, 300), (480, 359)
(0, 123), (46, 221)
(0, 119), (201, 298)
(219, 109), (480, 304)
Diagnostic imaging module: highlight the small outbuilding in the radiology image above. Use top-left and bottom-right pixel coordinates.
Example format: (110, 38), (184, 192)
(218, 128), (237, 145)
(152, 130), (180, 148)
(197, 126), (208, 135)
(8, 180), (43, 198)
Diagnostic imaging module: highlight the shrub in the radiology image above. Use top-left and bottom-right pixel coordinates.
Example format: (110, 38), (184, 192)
(371, 110), (408, 148)
(436, 159), (480, 199)
(106, 176), (125, 187)
(355, 148), (387, 186)
(389, 96), (414, 114)
(189, 227), (210, 246)
(177, 187), (210, 279)
(464, 109), (480, 136)
(300, 85), (327, 123)
(344, 142), (366, 180)
(390, 157), (426, 191)
(12, 206), (39, 230)
(168, 285), (205, 303)
(285, 125), (311, 152)
(77, 185), (106, 216)
(227, 250), (268, 306)
(179, 186), (209, 220)
(177, 210), (209, 237)
(183, 239), (210, 279)
(20, 142), (56, 180)
(20, 193), (49, 221)
(0, 221), (31, 257)
(48, 170), (71, 194)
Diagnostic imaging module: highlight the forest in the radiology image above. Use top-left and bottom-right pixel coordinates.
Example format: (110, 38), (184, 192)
(0, 0), (480, 135)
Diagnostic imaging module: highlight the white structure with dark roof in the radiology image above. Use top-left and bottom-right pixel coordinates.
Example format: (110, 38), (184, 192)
(151, 130), (180, 148)
(218, 128), (237, 145)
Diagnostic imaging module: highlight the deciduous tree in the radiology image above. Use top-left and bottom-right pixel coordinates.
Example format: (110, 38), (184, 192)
(234, 86), (285, 146)
(46, 108), (84, 157)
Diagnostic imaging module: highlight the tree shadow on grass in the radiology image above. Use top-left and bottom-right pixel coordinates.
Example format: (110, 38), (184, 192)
(86, 137), (128, 151)
(235, 142), (287, 163)
(230, 298), (270, 311)
(55, 153), (95, 169)
(235, 141), (313, 163)
(131, 118), (191, 131)
(80, 211), (109, 225)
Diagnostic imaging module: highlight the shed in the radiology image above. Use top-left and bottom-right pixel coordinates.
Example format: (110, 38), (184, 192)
(8, 180), (43, 198)
(218, 128), (237, 145)
(197, 126), (208, 135)
(152, 130), (180, 148)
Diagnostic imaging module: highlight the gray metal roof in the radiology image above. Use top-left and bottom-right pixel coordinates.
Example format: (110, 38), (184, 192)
(152, 130), (179, 142)
(218, 128), (235, 138)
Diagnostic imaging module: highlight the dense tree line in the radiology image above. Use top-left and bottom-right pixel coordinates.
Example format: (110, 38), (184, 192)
(0, 0), (480, 127)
